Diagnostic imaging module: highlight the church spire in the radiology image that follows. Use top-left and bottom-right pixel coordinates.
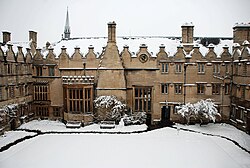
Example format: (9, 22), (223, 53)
(64, 7), (70, 39)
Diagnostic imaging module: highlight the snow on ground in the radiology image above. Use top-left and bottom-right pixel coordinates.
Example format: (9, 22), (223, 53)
(0, 126), (250, 168)
(175, 123), (250, 151)
(19, 119), (148, 133)
(0, 131), (36, 148)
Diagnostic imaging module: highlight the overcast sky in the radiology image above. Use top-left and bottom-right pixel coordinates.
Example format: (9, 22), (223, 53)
(0, 0), (249, 47)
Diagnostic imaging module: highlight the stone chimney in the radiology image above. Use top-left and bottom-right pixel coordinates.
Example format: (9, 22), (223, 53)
(2, 31), (11, 44)
(61, 46), (67, 53)
(29, 30), (37, 48)
(181, 23), (194, 53)
(233, 23), (250, 46)
(46, 41), (51, 50)
(181, 22), (194, 44)
(88, 45), (94, 52)
(108, 21), (116, 43)
(74, 45), (80, 53)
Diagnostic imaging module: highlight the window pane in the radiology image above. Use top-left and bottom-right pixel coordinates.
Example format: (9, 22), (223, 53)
(135, 88), (138, 97)
(165, 64), (168, 72)
(161, 63), (165, 72)
(135, 99), (138, 111)
(161, 84), (164, 94)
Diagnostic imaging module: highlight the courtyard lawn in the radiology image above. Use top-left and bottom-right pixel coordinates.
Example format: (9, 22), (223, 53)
(0, 121), (250, 168)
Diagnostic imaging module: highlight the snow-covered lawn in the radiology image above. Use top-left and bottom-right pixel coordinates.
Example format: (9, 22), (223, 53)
(176, 123), (250, 151)
(0, 131), (36, 149)
(0, 120), (250, 168)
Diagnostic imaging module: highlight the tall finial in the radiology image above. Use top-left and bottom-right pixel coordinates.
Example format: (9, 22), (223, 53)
(64, 7), (70, 39)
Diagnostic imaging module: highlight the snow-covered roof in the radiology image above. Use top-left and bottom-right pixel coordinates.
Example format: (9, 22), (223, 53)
(182, 22), (194, 27)
(48, 36), (233, 58)
(233, 23), (250, 28)
(233, 43), (240, 48)
(1, 41), (31, 54)
(242, 40), (250, 45)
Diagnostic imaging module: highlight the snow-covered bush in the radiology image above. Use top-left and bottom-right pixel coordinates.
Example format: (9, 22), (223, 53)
(176, 103), (196, 124)
(177, 99), (221, 125)
(0, 104), (18, 121)
(94, 95), (126, 122)
(123, 112), (147, 126)
(194, 99), (220, 123)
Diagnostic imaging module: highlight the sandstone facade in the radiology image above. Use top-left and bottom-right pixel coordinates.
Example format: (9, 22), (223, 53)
(0, 22), (250, 133)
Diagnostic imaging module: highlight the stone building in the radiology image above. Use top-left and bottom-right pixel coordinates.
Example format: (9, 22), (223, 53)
(230, 24), (250, 132)
(0, 31), (36, 133)
(0, 17), (250, 133)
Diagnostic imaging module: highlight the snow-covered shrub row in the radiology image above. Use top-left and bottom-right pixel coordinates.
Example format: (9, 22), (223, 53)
(176, 99), (221, 125)
(123, 112), (147, 126)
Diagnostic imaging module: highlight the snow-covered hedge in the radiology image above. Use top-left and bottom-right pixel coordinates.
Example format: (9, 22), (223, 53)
(123, 112), (147, 126)
(94, 95), (126, 122)
(176, 99), (221, 125)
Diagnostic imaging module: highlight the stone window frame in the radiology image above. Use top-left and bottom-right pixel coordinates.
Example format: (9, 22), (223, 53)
(197, 83), (205, 94)
(175, 63), (182, 73)
(53, 107), (60, 117)
(174, 83), (182, 94)
(8, 85), (15, 99)
(34, 84), (49, 101)
(231, 104), (236, 119)
(161, 63), (169, 73)
(213, 63), (220, 74)
(19, 85), (24, 97)
(161, 83), (169, 94)
(65, 85), (93, 114)
(197, 63), (205, 74)
(48, 66), (55, 76)
(241, 85), (246, 99)
(36, 66), (43, 76)
(242, 63), (247, 76)
(36, 106), (49, 117)
(225, 63), (230, 74)
(212, 83), (221, 95)
(7, 63), (13, 74)
(224, 83), (230, 95)
(133, 86), (152, 113)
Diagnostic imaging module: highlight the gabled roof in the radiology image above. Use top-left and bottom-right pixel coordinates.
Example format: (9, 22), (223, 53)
(47, 36), (233, 58)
